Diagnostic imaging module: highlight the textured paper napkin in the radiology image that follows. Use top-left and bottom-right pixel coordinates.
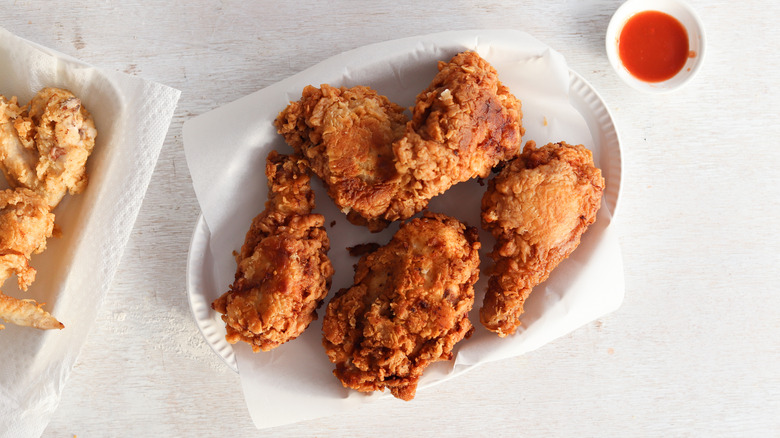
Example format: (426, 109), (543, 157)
(0, 27), (180, 438)
(184, 30), (624, 429)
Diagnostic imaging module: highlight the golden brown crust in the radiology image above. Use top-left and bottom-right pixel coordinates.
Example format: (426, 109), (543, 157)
(212, 152), (334, 352)
(389, 51), (524, 220)
(0, 88), (96, 209)
(480, 141), (605, 336)
(0, 88), (96, 331)
(0, 187), (60, 331)
(322, 212), (480, 400)
(275, 52), (524, 230)
(275, 85), (408, 225)
(0, 188), (55, 290)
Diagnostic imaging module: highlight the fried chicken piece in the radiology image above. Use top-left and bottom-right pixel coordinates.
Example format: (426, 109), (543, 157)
(275, 85), (408, 231)
(0, 188), (55, 290)
(0, 292), (63, 330)
(212, 151), (334, 352)
(322, 213), (480, 400)
(480, 141), (605, 336)
(276, 52), (523, 230)
(0, 88), (97, 209)
(0, 88), (94, 331)
(0, 188), (60, 330)
(388, 51), (524, 220)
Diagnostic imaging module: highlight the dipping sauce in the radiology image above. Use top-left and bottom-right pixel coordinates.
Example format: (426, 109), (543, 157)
(618, 10), (689, 82)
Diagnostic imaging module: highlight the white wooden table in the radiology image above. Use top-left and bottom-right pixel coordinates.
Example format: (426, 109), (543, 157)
(3, 0), (779, 435)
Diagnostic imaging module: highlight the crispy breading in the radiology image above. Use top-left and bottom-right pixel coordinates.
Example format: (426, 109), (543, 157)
(276, 52), (523, 230)
(0, 188), (59, 330)
(388, 51), (524, 220)
(322, 213), (480, 400)
(212, 152), (334, 352)
(480, 141), (604, 336)
(0, 88), (97, 209)
(0, 88), (95, 332)
(0, 188), (55, 290)
(275, 84), (408, 231)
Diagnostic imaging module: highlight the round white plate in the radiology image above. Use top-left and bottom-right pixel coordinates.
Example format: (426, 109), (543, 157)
(186, 67), (622, 373)
(187, 211), (237, 371)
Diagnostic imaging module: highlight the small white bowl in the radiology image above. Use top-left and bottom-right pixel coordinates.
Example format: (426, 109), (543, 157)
(606, 0), (706, 93)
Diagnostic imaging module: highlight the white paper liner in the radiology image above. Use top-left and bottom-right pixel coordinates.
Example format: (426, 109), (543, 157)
(0, 27), (180, 437)
(183, 29), (623, 429)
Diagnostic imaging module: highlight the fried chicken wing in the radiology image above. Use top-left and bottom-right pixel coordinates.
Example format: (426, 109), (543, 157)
(212, 151), (334, 352)
(275, 85), (408, 231)
(275, 52), (523, 230)
(0, 188), (59, 330)
(0, 87), (97, 209)
(322, 213), (480, 400)
(480, 141), (604, 336)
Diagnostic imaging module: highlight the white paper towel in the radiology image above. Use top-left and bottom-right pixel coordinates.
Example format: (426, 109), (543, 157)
(0, 27), (180, 437)
(183, 30), (624, 429)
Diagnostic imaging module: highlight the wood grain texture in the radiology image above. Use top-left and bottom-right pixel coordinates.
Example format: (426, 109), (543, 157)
(1, 0), (778, 436)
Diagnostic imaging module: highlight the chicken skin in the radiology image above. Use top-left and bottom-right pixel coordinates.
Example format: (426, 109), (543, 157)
(480, 142), (604, 336)
(0, 87), (96, 331)
(276, 51), (523, 230)
(322, 213), (480, 400)
(388, 51), (524, 220)
(275, 85), (408, 231)
(0, 188), (60, 330)
(0, 188), (55, 290)
(212, 151), (334, 352)
(0, 88), (97, 209)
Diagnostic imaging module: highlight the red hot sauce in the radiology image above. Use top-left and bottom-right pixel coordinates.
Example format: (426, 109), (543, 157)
(618, 10), (690, 82)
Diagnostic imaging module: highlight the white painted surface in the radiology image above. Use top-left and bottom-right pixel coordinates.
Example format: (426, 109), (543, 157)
(2, 0), (778, 436)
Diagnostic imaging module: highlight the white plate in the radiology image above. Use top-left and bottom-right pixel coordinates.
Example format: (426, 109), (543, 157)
(187, 67), (622, 373)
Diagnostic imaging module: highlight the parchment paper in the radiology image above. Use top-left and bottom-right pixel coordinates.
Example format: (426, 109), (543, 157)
(183, 29), (624, 429)
(0, 27), (180, 437)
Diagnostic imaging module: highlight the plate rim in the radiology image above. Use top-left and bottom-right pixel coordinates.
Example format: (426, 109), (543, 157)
(186, 214), (238, 372)
(568, 69), (623, 219)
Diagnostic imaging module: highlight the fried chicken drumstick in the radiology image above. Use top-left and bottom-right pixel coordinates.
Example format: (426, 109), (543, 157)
(480, 141), (604, 336)
(212, 151), (334, 352)
(276, 51), (523, 231)
(322, 213), (480, 400)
